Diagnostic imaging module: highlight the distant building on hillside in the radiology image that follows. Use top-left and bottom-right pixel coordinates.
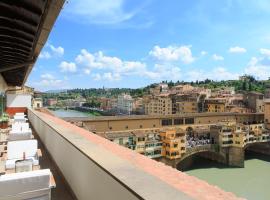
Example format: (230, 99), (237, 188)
(264, 85), (270, 99)
(98, 97), (112, 111)
(172, 94), (198, 114)
(243, 91), (264, 113)
(117, 94), (134, 115)
(149, 83), (168, 95)
(47, 98), (57, 106)
(133, 97), (144, 114)
(144, 93), (172, 115)
(171, 84), (194, 94)
(204, 98), (227, 112)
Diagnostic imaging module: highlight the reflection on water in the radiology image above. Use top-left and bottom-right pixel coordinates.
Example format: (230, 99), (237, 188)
(51, 109), (94, 118)
(185, 152), (270, 200)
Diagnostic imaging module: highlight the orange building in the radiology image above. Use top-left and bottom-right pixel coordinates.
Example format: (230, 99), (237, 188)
(160, 128), (186, 159)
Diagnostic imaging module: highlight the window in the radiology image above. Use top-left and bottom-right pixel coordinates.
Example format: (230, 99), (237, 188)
(154, 150), (161, 155)
(119, 138), (123, 145)
(185, 118), (194, 124)
(181, 147), (185, 150)
(162, 119), (172, 126)
(174, 143), (178, 148)
(125, 126), (129, 129)
(140, 125), (143, 128)
(174, 118), (184, 125)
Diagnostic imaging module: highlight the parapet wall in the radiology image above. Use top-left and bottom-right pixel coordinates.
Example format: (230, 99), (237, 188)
(28, 109), (243, 200)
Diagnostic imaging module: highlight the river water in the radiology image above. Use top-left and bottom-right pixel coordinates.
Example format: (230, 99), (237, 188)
(185, 152), (270, 200)
(51, 109), (94, 118)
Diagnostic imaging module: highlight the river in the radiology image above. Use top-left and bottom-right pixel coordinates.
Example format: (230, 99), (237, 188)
(185, 152), (270, 200)
(51, 109), (95, 118)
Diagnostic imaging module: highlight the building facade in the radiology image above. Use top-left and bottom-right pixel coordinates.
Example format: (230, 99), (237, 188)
(117, 94), (134, 114)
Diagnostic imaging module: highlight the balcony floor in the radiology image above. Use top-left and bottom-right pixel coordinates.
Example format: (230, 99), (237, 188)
(32, 126), (76, 200)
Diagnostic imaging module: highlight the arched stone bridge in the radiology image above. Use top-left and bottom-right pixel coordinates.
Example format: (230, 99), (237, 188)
(180, 144), (220, 161)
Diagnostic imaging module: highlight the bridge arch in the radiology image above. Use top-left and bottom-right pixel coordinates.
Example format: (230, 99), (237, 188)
(244, 141), (270, 151)
(176, 145), (226, 170)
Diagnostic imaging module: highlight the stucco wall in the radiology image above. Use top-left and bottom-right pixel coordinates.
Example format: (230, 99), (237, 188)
(6, 94), (32, 108)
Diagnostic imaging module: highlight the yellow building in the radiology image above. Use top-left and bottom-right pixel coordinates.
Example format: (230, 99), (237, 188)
(205, 98), (226, 112)
(144, 93), (172, 115)
(133, 131), (147, 154)
(160, 128), (186, 160)
(210, 123), (235, 147)
(172, 94), (198, 114)
(233, 124), (247, 147)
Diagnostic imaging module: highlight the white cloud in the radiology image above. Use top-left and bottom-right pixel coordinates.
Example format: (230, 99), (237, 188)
(50, 45), (64, 57)
(75, 49), (146, 77)
(212, 54), (224, 61)
(143, 64), (181, 81)
(84, 69), (91, 75)
(71, 48), (184, 82)
(64, 0), (139, 24)
(248, 57), (259, 66)
(186, 67), (238, 81)
(35, 73), (64, 88)
(260, 48), (270, 57)
(103, 72), (121, 81)
(201, 51), (208, 56)
(92, 73), (101, 81)
(244, 56), (270, 79)
(59, 61), (77, 72)
(39, 51), (51, 59)
(149, 45), (195, 63)
(212, 67), (239, 80)
(229, 46), (247, 53)
(41, 73), (54, 80)
(39, 44), (64, 60)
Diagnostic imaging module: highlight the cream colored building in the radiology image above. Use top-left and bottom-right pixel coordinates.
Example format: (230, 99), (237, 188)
(32, 98), (43, 108)
(117, 94), (134, 114)
(144, 93), (172, 115)
(172, 94), (198, 114)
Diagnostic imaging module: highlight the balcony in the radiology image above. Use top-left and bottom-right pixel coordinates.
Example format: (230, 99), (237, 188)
(27, 109), (241, 200)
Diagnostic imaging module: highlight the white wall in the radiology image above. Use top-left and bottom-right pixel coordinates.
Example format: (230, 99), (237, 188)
(6, 94), (32, 108)
(0, 74), (7, 93)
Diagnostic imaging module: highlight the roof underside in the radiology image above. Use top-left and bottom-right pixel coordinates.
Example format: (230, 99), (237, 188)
(0, 0), (65, 86)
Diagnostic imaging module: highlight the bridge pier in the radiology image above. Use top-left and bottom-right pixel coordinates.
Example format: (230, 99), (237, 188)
(226, 147), (244, 168)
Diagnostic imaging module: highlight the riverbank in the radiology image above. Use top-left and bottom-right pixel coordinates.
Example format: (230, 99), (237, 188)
(69, 107), (102, 116)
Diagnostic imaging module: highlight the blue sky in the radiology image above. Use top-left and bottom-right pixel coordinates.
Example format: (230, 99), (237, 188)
(27, 0), (270, 91)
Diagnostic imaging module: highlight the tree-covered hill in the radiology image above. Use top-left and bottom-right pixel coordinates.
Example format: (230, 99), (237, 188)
(42, 75), (270, 100)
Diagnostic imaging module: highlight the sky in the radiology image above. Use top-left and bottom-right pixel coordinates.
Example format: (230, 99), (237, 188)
(27, 0), (270, 91)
